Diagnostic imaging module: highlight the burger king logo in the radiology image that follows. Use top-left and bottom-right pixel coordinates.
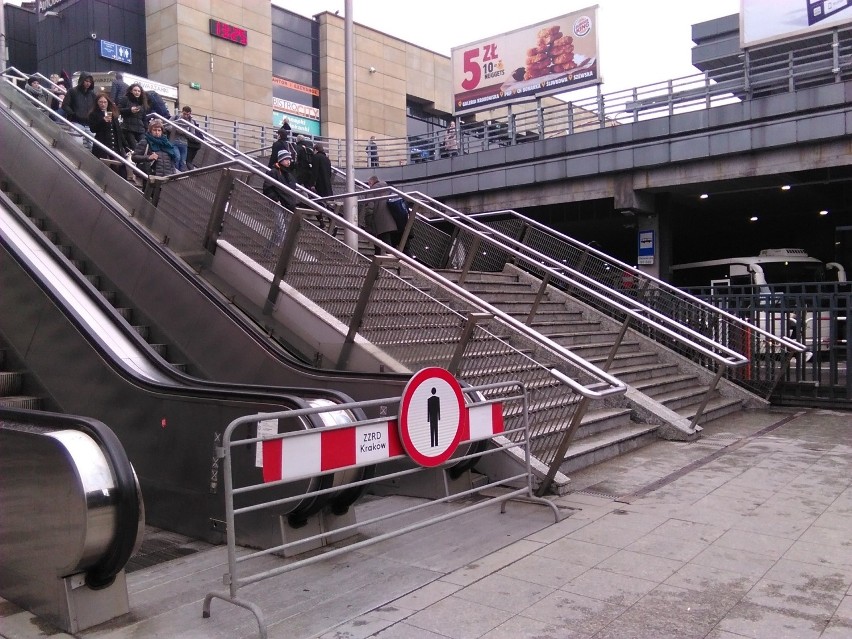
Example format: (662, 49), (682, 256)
(573, 16), (592, 37)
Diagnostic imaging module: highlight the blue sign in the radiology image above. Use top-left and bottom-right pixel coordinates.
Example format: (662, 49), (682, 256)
(638, 229), (655, 265)
(99, 40), (132, 65)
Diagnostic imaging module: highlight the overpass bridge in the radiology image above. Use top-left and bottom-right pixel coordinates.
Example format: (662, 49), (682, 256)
(382, 78), (852, 279)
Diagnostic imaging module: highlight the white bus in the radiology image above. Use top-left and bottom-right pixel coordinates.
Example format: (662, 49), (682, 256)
(670, 248), (846, 290)
(671, 248), (847, 353)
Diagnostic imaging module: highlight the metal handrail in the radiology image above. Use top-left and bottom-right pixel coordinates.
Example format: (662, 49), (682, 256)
(110, 22), (852, 169)
(408, 193), (753, 368)
(415, 196), (806, 356)
(459, 206), (807, 354)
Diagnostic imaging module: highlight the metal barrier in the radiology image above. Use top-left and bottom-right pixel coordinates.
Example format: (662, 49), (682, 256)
(682, 283), (851, 406)
(202, 375), (560, 639)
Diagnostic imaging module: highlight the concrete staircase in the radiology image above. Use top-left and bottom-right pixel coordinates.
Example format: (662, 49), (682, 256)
(431, 267), (761, 474)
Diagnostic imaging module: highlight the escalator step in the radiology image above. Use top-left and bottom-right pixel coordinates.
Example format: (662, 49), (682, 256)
(0, 371), (23, 395)
(0, 396), (42, 409)
(150, 344), (168, 357)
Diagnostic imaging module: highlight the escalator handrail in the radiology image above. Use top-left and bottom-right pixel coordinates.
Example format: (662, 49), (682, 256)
(0, 406), (141, 589)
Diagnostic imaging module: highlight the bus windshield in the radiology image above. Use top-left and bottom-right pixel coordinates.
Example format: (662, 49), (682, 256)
(758, 261), (827, 284)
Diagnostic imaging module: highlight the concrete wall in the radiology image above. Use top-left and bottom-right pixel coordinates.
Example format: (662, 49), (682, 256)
(146, 0), (273, 126)
(316, 12), (451, 142)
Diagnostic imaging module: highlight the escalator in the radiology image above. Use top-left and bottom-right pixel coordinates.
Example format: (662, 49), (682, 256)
(0, 79), (409, 405)
(0, 191), (370, 547)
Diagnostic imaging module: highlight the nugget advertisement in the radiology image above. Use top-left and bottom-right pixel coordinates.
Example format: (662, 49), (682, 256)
(451, 7), (600, 115)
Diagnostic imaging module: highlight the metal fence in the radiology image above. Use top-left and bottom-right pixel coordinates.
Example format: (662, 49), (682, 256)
(682, 283), (851, 406)
(158, 22), (852, 168)
(202, 380), (561, 639)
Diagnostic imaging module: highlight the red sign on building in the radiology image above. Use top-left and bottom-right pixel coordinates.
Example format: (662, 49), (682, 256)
(209, 19), (248, 46)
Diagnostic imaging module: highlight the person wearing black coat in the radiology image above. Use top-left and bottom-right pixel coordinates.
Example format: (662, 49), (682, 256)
(119, 84), (150, 150)
(311, 143), (333, 229)
(262, 149), (299, 252)
(268, 126), (294, 169)
(61, 73), (97, 147)
(88, 92), (128, 179)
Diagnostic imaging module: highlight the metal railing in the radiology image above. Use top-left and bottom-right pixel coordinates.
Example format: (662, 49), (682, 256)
(32, 104), (628, 493)
(401, 198), (806, 401)
(203, 381), (560, 639)
(77, 21), (851, 169)
(8, 21), (848, 173)
(682, 283), (851, 405)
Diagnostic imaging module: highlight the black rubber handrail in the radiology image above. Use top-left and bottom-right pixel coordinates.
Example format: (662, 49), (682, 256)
(0, 407), (140, 589)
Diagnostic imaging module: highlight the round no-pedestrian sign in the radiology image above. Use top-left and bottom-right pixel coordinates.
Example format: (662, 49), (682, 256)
(398, 367), (467, 467)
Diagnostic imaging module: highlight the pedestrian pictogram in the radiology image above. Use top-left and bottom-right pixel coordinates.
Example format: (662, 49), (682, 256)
(398, 367), (467, 467)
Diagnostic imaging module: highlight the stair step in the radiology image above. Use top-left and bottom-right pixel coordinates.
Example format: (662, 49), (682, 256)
(633, 373), (702, 396)
(681, 396), (745, 424)
(557, 424), (660, 475)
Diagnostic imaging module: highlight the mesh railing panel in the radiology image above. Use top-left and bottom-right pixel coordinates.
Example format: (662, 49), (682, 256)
(511, 222), (792, 397)
(152, 170), (222, 245)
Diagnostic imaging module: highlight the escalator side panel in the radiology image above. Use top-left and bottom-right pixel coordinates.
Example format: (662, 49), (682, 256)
(0, 243), (309, 543)
(0, 108), (403, 404)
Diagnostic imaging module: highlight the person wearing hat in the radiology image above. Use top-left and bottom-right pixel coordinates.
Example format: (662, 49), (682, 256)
(24, 76), (51, 107)
(263, 149), (298, 210)
(262, 149), (299, 254)
(268, 124), (294, 168)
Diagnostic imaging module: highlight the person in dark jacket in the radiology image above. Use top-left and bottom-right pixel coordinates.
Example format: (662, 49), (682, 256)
(364, 175), (399, 254)
(131, 119), (179, 179)
(47, 73), (68, 114)
(294, 135), (315, 189)
(61, 73), (97, 147)
(146, 91), (171, 120)
(88, 92), (127, 179)
(311, 143), (333, 229)
(119, 84), (150, 150)
(109, 73), (129, 106)
(268, 126), (294, 169)
(263, 149), (298, 210)
(262, 149), (299, 252)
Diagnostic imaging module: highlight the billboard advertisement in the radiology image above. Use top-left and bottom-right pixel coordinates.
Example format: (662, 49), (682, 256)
(451, 7), (600, 115)
(741, 0), (852, 47)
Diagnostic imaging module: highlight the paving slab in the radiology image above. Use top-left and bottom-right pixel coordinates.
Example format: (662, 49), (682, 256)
(2, 407), (850, 639)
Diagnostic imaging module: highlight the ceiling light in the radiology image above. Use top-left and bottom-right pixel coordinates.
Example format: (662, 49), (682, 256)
(819, 210), (828, 216)
(781, 185), (791, 191)
(750, 216), (758, 222)
(699, 194), (708, 199)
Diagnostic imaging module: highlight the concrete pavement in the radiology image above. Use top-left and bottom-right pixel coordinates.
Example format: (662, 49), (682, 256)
(2, 406), (850, 638)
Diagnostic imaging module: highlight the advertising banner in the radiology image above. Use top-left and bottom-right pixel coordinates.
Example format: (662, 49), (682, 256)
(741, 0), (852, 47)
(451, 7), (600, 115)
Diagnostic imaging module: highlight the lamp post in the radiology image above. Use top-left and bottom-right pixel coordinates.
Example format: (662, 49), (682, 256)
(343, 0), (357, 250)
